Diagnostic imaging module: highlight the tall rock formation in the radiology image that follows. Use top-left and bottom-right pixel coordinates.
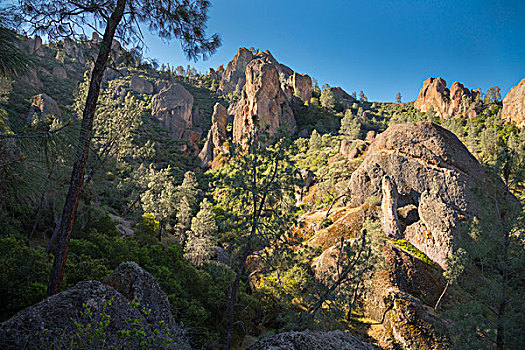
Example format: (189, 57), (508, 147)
(502, 77), (525, 128)
(348, 121), (513, 268)
(291, 72), (313, 102)
(218, 47), (254, 95)
(198, 103), (229, 166)
(27, 93), (61, 123)
(231, 56), (296, 145)
(151, 83), (194, 139)
(414, 77), (480, 119)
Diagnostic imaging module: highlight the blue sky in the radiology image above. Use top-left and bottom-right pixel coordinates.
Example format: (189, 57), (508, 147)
(142, 0), (525, 102)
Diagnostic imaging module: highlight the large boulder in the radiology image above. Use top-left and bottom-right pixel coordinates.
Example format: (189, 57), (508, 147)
(27, 93), (61, 123)
(502, 77), (525, 128)
(151, 83), (194, 139)
(245, 330), (377, 350)
(414, 77), (480, 119)
(198, 103), (229, 166)
(0, 263), (191, 350)
(329, 86), (357, 108)
(130, 74), (154, 94)
(231, 56), (296, 145)
(348, 121), (506, 268)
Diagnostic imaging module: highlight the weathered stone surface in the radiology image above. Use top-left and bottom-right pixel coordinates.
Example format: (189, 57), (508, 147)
(292, 72), (312, 101)
(340, 139), (352, 155)
(329, 86), (357, 108)
(218, 47), (254, 95)
(414, 77), (481, 119)
(52, 66), (68, 79)
(27, 93), (61, 123)
(151, 83), (194, 139)
(381, 176), (402, 238)
(130, 74), (154, 94)
(348, 121), (504, 267)
(198, 103), (229, 166)
(365, 130), (376, 142)
(22, 68), (43, 89)
(0, 263), (191, 350)
(245, 330), (377, 350)
(232, 56), (296, 144)
(502, 77), (525, 128)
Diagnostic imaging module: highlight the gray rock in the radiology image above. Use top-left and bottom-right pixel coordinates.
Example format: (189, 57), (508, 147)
(52, 66), (68, 79)
(152, 83), (194, 139)
(348, 121), (513, 267)
(0, 263), (191, 350)
(130, 74), (154, 94)
(381, 176), (402, 238)
(244, 330), (377, 350)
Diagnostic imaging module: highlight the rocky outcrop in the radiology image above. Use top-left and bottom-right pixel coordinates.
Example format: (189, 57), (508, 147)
(151, 83), (194, 139)
(198, 103), (229, 166)
(0, 262), (190, 350)
(381, 176), (402, 238)
(329, 86), (357, 108)
(218, 47), (254, 95)
(292, 72), (312, 101)
(52, 66), (68, 79)
(502, 77), (525, 128)
(130, 74), (154, 94)
(231, 56), (296, 144)
(27, 93), (61, 123)
(348, 121), (508, 268)
(245, 330), (377, 350)
(414, 77), (480, 119)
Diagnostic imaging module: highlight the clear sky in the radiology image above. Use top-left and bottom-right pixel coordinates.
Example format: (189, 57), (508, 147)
(142, 0), (525, 102)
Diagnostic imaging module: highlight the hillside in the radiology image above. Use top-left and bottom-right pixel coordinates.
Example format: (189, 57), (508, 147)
(0, 31), (524, 350)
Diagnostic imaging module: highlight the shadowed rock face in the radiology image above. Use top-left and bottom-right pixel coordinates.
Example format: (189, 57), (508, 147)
(348, 121), (501, 268)
(245, 330), (377, 350)
(231, 56), (296, 145)
(502, 77), (525, 128)
(0, 262), (191, 350)
(414, 77), (480, 119)
(151, 83), (194, 139)
(130, 74), (154, 94)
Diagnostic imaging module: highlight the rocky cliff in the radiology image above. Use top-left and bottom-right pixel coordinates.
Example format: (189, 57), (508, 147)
(502, 77), (525, 128)
(414, 77), (481, 119)
(198, 102), (229, 166)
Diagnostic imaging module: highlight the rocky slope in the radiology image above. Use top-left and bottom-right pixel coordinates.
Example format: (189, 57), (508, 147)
(414, 77), (481, 119)
(0, 262), (191, 349)
(502, 77), (525, 128)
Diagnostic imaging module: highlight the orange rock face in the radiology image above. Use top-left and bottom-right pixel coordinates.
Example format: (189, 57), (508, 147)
(502, 77), (525, 128)
(414, 77), (480, 119)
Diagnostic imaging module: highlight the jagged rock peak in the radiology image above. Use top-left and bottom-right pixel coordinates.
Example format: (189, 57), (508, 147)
(231, 55), (296, 145)
(414, 77), (481, 119)
(502, 77), (525, 128)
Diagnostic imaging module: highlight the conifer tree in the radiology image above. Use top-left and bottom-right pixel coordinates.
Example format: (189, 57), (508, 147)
(184, 199), (218, 266)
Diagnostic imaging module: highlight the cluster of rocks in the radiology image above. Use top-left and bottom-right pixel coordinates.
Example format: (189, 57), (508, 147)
(414, 77), (481, 119)
(200, 48), (314, 166)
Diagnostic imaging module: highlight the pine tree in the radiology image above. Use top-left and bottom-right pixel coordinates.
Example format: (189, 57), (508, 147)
(308, 129), (322, 150)
(340, 109), (361, 139)
(396, 92), (402, 104)
(320, 88), (335, 110)
(184, 199), (218, 266)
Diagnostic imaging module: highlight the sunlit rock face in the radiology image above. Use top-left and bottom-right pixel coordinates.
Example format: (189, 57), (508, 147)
(348, 121), (512, 268)
(502, 77), (525, 128)
(414, 77), (480, 119)
(198, 102), (229, 167)
(151, 83), (194, 139)
(231, 55), (296, 145)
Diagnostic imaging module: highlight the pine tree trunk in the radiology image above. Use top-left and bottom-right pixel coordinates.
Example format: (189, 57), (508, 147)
(47, 0), (127, 296)
(434, 280), (450, 311)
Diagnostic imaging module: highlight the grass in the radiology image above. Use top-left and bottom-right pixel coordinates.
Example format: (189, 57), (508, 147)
(389, 238), (437, 267)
